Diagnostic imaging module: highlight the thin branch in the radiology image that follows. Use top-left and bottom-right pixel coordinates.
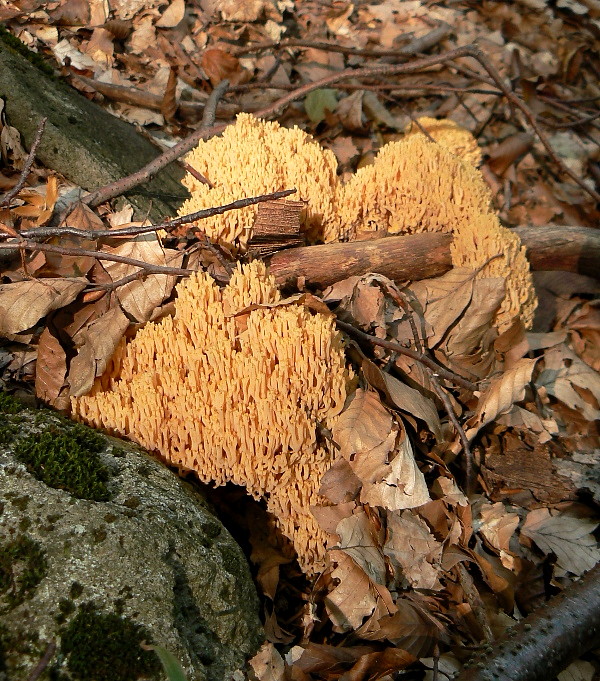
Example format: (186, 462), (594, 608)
(26, 640), (56, 681)
(16, 189), (296, 241)
(230, 24), (451, 58)
(201, 78), (230, 128)
(335, 319), (478, 393)
(0, 117), (47, 209)
(430, 374), (474, 496)
(0, 240), (196, 277)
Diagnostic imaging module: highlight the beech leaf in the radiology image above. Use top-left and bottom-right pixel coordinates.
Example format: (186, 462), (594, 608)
(521, 509), (600, 576)
(68, 305), (130, 397)
(0, 278), (87, 335)
(466, 357), (539, 441)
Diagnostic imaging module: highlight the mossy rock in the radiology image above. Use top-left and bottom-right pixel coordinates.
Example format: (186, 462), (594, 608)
(0, 396), (264, 681)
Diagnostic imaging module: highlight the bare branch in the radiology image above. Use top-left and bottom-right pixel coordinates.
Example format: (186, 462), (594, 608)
(0, 117), (47, 209)
(17, 189), (296, 241)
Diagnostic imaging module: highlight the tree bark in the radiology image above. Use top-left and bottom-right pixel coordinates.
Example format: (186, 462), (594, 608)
(269, 226), (600, 288)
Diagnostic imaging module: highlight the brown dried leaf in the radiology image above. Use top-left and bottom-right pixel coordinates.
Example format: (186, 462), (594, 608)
(201, 48), (243, 86)
(325, 551), (378, 631)
(363, 362), (442, 441)
(319, 458), (361, 504)
(248, 643), (285, 681)
(383, 510), (443, 590)
(336, 91), (365, 133)
(478, 502), (520, 557)
(102, 234), (183, 322)
(537, 344), (600, 421)
(521, 509), (600, 576)
(359, 427), (430, 511)
(335, 510), (386, 585)
(35, 324), (69, 409)
(0, 278), (87, 335)
(341, 647), (416, 681)
(161, 65), (178, 122)
(466, 357), (539, 441)
(410, 268), (476, 348)
(359, 597), (443, 657)
(155, 0), (185, 27)
(443, 277), (505, 358)
(68, 305), (130, 397)
(333, 389), (393, 460)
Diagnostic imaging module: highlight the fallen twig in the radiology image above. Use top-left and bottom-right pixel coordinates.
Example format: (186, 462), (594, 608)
(26, 640), (56, 681)
(336, 318), (478, 393)
(201, 78), (230, 128)
(454, 563), (600, 681)
(230, 23), (452, 58)
(268, 226), (600, 287)
(0, 240), (195, 277)
(0, 117), (47, 209)
(16, 189), (296, 241)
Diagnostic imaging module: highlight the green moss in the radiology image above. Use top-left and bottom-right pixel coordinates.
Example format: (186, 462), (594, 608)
(60, 602), (161, 681)
(0, 24), (56, 77)
(0, 535), (48, 609)
(14, 422), (112, 501)
(69, 582), (84, 599)
(0, 392), (24, 414)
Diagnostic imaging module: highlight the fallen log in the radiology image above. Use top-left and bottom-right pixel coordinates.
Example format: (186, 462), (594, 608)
(454, 563), (600, 681)
(269, 226), (600, 288)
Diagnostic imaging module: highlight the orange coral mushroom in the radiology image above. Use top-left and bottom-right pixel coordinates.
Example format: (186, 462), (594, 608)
(403, 116), (482, 166)
(335, 135), (536, 330)
(178, 113), (340, 252)
(72, 261), (353, 573)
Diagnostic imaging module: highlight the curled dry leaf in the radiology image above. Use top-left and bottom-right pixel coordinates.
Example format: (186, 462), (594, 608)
(383, 510), (443, 591)
(155, 0), (185, 27)
(35, 323), (69, 409)
(248, 642), (286, 681)
(333, 389), (430, 510)
(359, 427), (430, 511)
(334, 388), (393, 460)
(335, 510), (386, 585)
(0, 277), (87, 336)
(101, 233), (183, 322)
(409, 268), (476, 348)
(537, 344), (600, 421)
(465, 357), (539, 442)
(442, 277), (505, 359)
(68, 305), (130, 397)
(379, 368), (442, 442)
(201, 48), (245, 85)
(325, 550), (380, 632)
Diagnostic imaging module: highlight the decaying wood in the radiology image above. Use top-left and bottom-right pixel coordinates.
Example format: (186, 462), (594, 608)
(270, 232), (453, 287)
(269, 226), (600, 288)
(514, 225), (600, 279)
(454, 563), (600, 681)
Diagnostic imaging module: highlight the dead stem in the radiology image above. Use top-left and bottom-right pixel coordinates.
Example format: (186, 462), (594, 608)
(0, 117), (47, 209)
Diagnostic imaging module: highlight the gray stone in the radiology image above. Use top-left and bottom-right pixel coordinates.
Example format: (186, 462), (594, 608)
(0, 396), (264, 681)
(0, 32), (189, 222)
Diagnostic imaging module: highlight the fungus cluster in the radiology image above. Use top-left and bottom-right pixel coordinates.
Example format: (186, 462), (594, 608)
(178, 114), (535, 330)
(72, 261), (353, 573)
(178, 113), (340, 251)
(402, 116), (483, 167)
(335, 134), (536, 330)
